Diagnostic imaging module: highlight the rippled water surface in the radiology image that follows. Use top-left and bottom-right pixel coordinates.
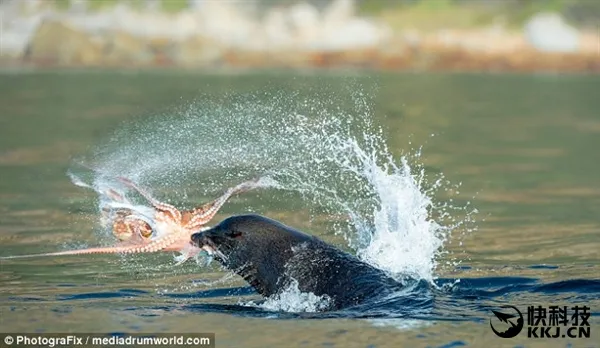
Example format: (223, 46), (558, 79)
(0, 71), (599, 347)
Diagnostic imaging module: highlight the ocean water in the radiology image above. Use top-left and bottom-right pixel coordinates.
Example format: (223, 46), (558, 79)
(0, 71), (598, 347)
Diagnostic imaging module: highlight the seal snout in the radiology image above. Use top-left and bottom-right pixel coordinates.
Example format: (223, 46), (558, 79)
(190, 230), (207, 247)
(191, 230), (214, 251)
(191, 226), (234, 260)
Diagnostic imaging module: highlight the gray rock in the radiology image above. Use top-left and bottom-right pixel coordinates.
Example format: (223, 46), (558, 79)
(26, 20), (103, 64)
(0, 3), (45, 58)
(188, 0), (204, 11)
(524, 12), (579, 53)
(175, 36), (223, 66)
(288, 2), (320, 45)
(103, 31), (152, 65)
(69, 0), (88, 14)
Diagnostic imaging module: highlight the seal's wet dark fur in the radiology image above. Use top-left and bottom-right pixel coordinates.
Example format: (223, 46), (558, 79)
(191, 214), (403, 310)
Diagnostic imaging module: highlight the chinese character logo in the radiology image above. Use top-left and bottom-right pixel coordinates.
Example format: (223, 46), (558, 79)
(526, 305), (591, 338)
(490, 305), (524, 338)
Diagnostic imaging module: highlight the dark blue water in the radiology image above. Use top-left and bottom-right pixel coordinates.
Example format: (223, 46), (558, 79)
(9, 274), (598, 322)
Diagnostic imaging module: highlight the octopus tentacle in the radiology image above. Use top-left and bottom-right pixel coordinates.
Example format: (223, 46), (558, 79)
(67, 171), (94, 190)
(173, 243), (202, 265)
(68, 171), (130, 205)
(2, 179), (263, 264)
(105, 188), (127, 203)
(184, 179), (258, 231)
(117, 177), (182, 222)
(0, 233), (183, 260)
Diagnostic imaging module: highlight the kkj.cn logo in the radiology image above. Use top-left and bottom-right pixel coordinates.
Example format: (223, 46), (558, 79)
(490, 305), (524, 338)
(490, 305), (591, 339)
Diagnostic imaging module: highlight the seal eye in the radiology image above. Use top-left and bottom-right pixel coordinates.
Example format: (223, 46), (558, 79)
(228, 230), (243, 239)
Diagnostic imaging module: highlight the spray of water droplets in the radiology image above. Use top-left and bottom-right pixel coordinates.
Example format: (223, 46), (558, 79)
(245, 278), (332, 312)
(73, 86), (475, 296)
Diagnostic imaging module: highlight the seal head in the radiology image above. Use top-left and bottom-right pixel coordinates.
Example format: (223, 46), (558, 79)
(191, 214), (403, 310)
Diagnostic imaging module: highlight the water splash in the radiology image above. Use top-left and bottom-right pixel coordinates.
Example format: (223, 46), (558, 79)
(245, 279), (332, 312)
(73, 86), (474, 293)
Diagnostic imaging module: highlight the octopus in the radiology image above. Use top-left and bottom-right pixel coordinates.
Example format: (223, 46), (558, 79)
(2, 175), (262, 265)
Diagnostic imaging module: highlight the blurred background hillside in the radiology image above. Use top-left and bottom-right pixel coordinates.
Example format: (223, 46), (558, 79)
(1, 0), (598, 71)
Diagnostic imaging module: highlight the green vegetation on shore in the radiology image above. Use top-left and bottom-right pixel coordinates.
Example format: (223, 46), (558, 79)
(359, 0), (600, 30)
(45, 0), (600, 30)
(52, 0), (189, 12)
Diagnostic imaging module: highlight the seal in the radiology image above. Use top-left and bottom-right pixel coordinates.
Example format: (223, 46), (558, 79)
(191, 214), (403, 310)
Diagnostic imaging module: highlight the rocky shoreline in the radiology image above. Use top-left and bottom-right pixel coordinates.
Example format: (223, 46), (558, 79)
(1, 0), (599, 72)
